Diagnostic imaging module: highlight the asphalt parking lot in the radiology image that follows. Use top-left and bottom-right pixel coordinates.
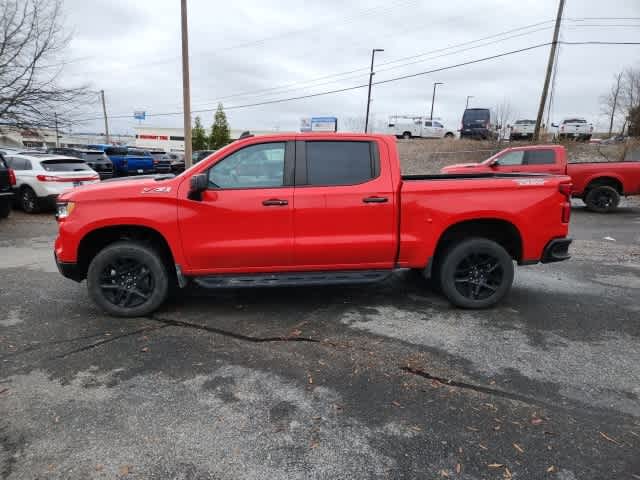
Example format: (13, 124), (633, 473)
(1, 199), (639, 479)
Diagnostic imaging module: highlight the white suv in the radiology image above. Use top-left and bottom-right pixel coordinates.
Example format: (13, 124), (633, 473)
(5, 153), (99, 213)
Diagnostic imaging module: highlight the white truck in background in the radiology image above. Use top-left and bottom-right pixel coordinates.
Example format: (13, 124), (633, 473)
(387, 116), (456, 139)
(554, 117), (593, 141)
(509, 119), (536, 140)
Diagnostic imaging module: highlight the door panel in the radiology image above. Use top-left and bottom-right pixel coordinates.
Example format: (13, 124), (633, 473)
(293, 140), (397, 269)
(179, 188), (293, 271)
(177, 141), (295, 273)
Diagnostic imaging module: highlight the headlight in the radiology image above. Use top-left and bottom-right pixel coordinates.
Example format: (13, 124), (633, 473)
(56, 202), (75, 219)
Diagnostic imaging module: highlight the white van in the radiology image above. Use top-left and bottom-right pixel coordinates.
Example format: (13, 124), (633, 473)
(387, 116), (456, 139)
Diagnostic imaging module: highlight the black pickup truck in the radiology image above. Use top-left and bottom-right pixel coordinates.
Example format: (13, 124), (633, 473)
(0, 152), (14, 218)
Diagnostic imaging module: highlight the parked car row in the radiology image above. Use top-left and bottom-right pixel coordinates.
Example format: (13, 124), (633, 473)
(0, 144), (188, 217)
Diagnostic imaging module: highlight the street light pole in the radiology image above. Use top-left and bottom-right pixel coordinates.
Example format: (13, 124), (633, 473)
(429, 82), (443, 120)
(180, 0), (192, 168)
(364, 48), (384, 133)
(466, 95), (474, 109)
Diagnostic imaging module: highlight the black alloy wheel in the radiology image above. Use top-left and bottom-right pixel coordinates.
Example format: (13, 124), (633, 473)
(452, 252), (503, 301)
(438, 238), (514, 309)
(99, 257), (155, 309)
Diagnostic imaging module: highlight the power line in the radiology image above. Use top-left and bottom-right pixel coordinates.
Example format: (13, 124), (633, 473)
(70, 40), (640, 125)
(72, 42), (553, 123)
(60, 0), (419, 77)
(78, 19), (558, 117)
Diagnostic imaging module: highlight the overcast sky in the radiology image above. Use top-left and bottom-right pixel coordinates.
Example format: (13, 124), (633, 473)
(58, 0), (640, 135)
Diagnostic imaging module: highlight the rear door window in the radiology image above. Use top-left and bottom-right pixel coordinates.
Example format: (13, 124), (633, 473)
(40, 159), (91, 172)
(524, 150), (556, 165)
(305, 141), (377, 186)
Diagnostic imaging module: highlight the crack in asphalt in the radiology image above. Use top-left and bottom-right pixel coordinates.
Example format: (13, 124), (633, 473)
(0, 330), (138, 360)
(49, 324), (169, 360)
(149, 315), (324, 344)
(401, 366), (575, 411)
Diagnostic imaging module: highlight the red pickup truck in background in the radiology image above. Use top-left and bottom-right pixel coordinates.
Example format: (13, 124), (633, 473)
(442, 145), (640, 212)
(54, 134), (572, 317)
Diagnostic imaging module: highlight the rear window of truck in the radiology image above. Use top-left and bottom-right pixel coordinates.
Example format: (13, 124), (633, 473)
(305, 141), (377, 186)
(525, 149), (556, 165)
(41, 159), (91, 172)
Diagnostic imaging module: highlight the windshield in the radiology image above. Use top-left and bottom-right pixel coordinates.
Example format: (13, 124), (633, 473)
(563, 118), (586, 124)
(463, 109), (489, 122)
(41, 159), (91, 171)
(515, 120), (535, 125)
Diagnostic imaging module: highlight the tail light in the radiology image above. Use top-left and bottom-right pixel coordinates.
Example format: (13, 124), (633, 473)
(559, 182), (572, 223)
(8, 168), (16, 186)
(37, 174), (99, 182)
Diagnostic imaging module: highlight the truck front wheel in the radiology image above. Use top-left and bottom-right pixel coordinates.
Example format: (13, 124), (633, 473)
(87, 241), (169, 317)
(438, 238), (514, 309)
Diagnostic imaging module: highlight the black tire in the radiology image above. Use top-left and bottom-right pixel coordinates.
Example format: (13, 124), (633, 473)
(19, 186), (39, 213)
(0, 199), (10, 219)
(444, 132), (454, 139)
(87, 241), (170, 317)
(584, 185), (620, 213)
(402, 132), (411, 139)
(438, 238), (514, 309)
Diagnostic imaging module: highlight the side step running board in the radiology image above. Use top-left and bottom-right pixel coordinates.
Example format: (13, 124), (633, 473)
(193, 270), (392, 289)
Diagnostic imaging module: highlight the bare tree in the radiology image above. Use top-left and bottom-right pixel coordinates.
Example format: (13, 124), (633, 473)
(619, 66), (640, 135)
(0, 0), (88, 127)
(600, 71), (623, 137)
(494, 98), (515, 142)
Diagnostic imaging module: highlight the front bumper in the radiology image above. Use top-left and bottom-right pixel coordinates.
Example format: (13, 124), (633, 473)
(54, 252), (83, 282)
(541, 238), (572, 263)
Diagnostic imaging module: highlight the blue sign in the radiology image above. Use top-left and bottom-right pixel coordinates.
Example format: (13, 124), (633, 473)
(311, 116), (338, 132)
(133, 110), (146, 120)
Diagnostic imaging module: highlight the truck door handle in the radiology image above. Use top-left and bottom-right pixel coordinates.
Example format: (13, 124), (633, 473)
(362, 196), (388, 203)
(262, 198), (288, 206)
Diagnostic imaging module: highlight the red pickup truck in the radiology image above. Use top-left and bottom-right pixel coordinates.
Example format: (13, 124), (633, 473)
(54, 134), (572, 317)
(441, 145), (640, 212)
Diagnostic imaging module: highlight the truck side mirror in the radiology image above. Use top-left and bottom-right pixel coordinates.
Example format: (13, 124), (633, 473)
(489, 160), (499, 168)
(188, 173), (208, 200)
(551, 123), (558, 128)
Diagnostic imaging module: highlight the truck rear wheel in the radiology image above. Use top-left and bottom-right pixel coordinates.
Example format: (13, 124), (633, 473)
(438, 238), (514, 309)
(87, 241), (169, 317)
(584, 185), (620, 213)
(402, 132), (412, 139)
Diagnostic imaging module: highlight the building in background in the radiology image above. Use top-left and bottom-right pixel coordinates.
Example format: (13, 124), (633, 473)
(0, 124), (132, 149)
(133, 126), (278, 152)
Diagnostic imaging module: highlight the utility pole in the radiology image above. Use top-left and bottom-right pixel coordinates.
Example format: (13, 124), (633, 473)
(54, 112), (60, 147)
(364, 48), (384, 133)
(100, 90), (110, 144)
(181, 0), (192, 168)
(534, 0), (565, 141)
(466, 95), (473, 109)
(430, 82), (443, 120)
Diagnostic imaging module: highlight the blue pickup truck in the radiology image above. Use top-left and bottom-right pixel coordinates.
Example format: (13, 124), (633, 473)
(87, 145), (161, 176)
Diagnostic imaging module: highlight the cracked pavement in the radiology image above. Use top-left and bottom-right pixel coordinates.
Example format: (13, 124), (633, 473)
(1, 201), (639, 479)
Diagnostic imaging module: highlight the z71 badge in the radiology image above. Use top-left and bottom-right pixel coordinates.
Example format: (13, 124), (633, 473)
(142, 186), (172, 193)
(513, 178), (547, 186)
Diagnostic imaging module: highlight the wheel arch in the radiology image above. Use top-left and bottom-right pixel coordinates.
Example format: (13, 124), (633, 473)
(584, 175), (624, 195)
(430, 218), (523, 274)
(76, 225), (176, 281)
